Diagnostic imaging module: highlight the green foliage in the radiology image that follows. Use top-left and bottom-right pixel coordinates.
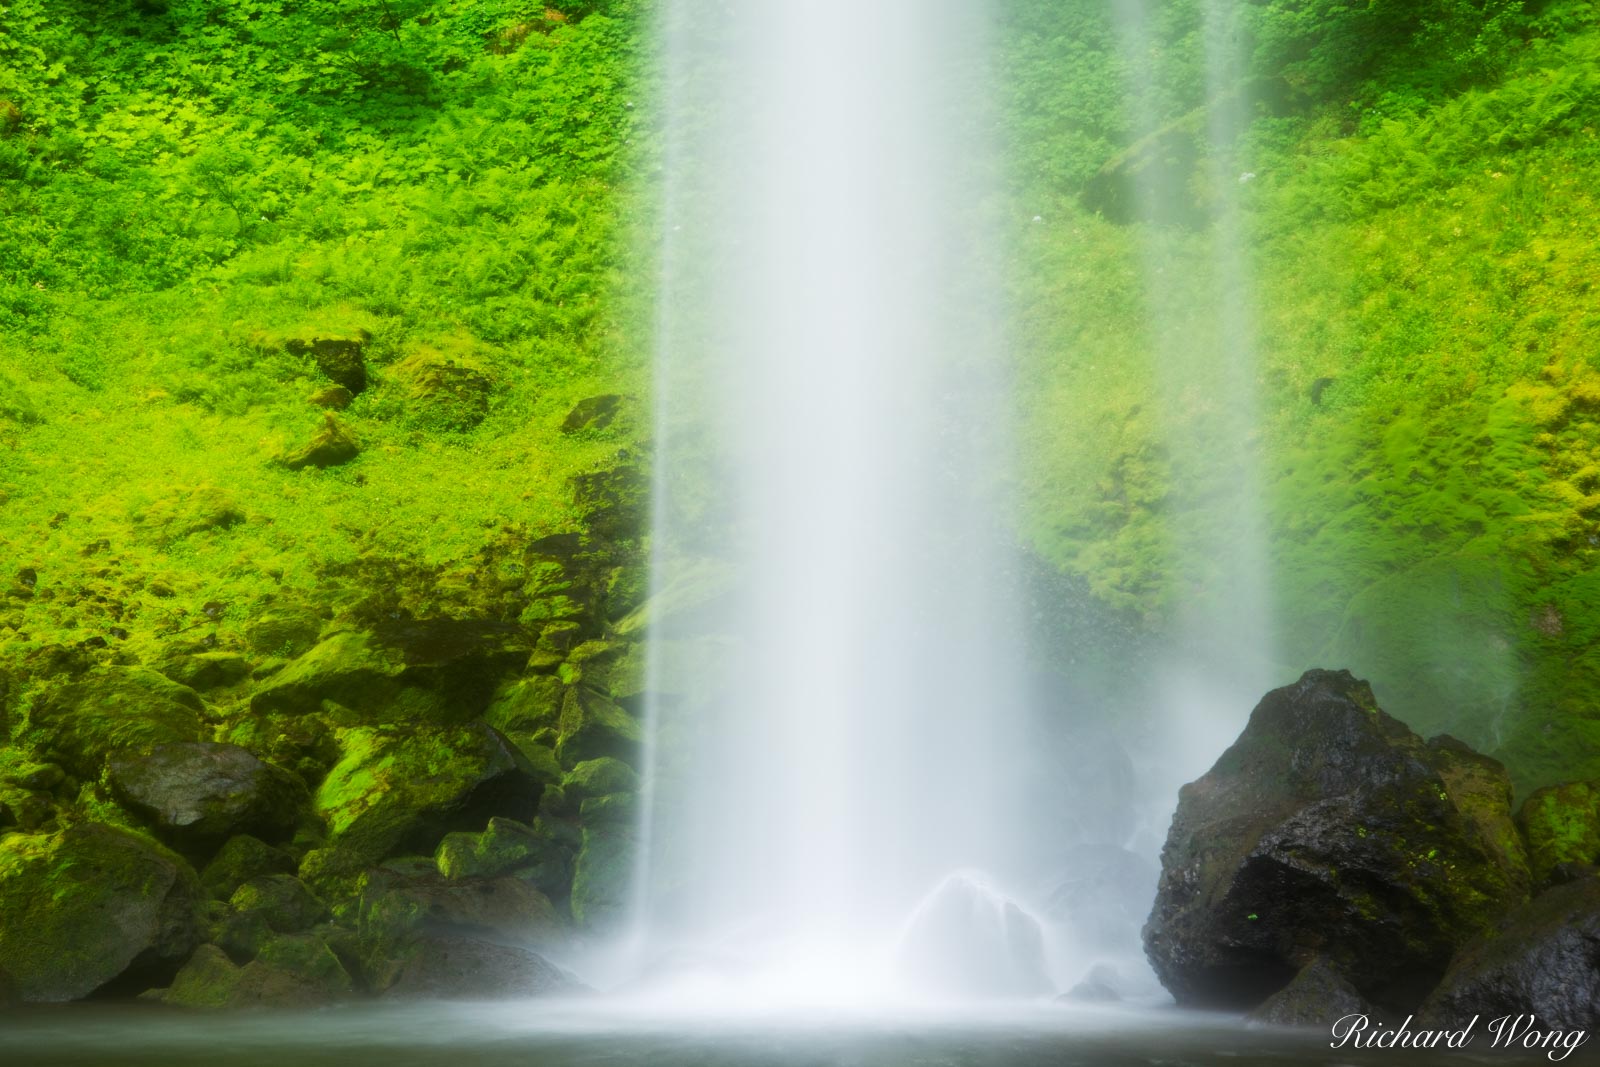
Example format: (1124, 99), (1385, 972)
(1008, 0), (1600, 790)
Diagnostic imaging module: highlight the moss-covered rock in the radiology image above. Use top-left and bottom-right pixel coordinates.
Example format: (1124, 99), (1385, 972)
(161, 932), (354, 1009)
(106, 742), (306, 855)
(1144, 670), (1531, 1012)
(1516, 781), (1600, 888)
(555, 686), (640, 768)
(390, 345), (494, 432)
(280, 413), (360, 470)
(36, 667), (206, 776)
(486, 675), (565, 735)
(570, 821), (634, 931)
(200, 834), (298, 900)
(230, 874), (328, 935)
(253, 621), (527, 726)
(434, 816), (571, 893)
(561, 757), (637, 802)
(314, 722), (542, 867)
(156, 651), (252, 692)
(0, 823), (203, 1002)
(250, 630), (406, 717)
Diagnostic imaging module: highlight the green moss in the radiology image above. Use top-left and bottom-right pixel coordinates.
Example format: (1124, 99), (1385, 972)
(1516, 780), (1600, 885)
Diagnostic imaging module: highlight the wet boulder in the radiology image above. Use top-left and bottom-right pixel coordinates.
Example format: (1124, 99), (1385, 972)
(37, 667), (205, 776)
(1516, 781), (1600, 889)
(1421, 877), (1600, 1030)
(1248, 957), (1377, 1028)
(381, 934), (576, 999)
(0, 823), (204, 1002)
(314, 722), (542, 866)
(107, 742), (305, 855)
(1144, 669), (1529, 1011)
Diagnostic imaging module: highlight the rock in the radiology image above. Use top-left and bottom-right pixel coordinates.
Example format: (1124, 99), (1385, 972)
(309, 384), (353, 410)
(251, 630), (405, 717)
(1061, 962), (1124, 1003)
(360, 863), (565, 948)
(561, 758), (637, 802)
(391, 347), (493, 431)
(201, 835), (298, 899)
(1421, 878), (1600, 1031)
(381, 934), (576, 999)
(0, 824), (203, 1002)
(1248, 957), (1377, 1028)
(487, 676), (565, 735)
(156, 651), (252, 691)
(162, 933), (354, 1009)
(314, 722), (542, 865)
(434, 817), (571, 891)
(280, 414), (359, 470)
(1517, 781), (1600, 888)
(286, 335), (368, 395)
(894, 872), (1054, 998)
(560, 394), (623, 434)
(243, 607), (324, 657)
(569, 465), (645, 542)
(1426, 734), (1531, 894)
(569, 821), (635, 930)
(555, 687), (640, 767)
(131, 487), (246, 544)
(36, 667), (206, 777)
(230, 875), (328, 935)
(253, 621), (526, 725)
(1143, 669), (1530, 1011)
(107, 742), (305, 855)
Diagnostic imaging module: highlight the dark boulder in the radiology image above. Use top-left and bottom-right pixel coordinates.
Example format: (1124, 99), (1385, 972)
(1421, 877), (1600, 1031)
(1248, 957), (1377, 1028)
(0, 824), (203, 1002)
(560, 394), (623, 434)
(1144, 669), (1529, 1011)
(107, 742), (306, 855)
(381, 934), (577, 999)
(280, 414), (359, 470)
(286, 335), (368, 395)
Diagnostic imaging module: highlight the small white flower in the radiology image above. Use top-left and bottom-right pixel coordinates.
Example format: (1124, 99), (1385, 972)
(1238, 171), (1256, 183)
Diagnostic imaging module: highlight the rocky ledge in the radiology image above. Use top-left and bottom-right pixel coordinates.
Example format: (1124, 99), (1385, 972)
(1146, 668), (1599, 1029)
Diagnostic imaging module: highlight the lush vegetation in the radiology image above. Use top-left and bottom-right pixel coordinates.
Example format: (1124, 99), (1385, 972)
(0, 0), (650, 672)
(1004, 0), (1600, 790)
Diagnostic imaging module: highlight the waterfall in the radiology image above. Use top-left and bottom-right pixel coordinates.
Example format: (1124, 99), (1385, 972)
(1105, 0), (1278, 826)
(636, 0), (1049, 1002)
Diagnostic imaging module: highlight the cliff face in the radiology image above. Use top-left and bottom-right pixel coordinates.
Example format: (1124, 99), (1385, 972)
(1004, 0), (1600, 791)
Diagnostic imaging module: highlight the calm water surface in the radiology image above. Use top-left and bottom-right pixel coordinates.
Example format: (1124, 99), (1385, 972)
(0, 1000), (1567, 1067)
